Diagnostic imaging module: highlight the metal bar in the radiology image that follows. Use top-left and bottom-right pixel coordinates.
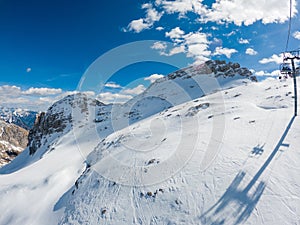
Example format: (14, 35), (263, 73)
(291, 59), (298, 116)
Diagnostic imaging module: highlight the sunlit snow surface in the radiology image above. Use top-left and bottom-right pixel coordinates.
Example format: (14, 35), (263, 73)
(0, 76), (299, 225)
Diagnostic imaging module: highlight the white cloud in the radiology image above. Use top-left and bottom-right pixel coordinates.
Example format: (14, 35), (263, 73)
(152, 41), (185, 56)
(122, 85), (146, 95)
(0, 85), (47, 110)
(187, 43), (210, 58)
(144, 74), (164, 83)
(104, 82), (122, 89)
(124, 0), (298, 66)
(239, 38), (250, 44)
(0, 85), (95, 111)
(202, 0), (296, 26)
(126, 4), (163, 33)
(161, 29), (211, 62)
(167, 45), (186, 56)
(97, 92), (133, 104)
(223, 31), (236, 37)
(165, 27), (185, 40)
(246, 48), (258, 56)
(255, 70), (266, 76)
(213, 47), (237, 58)
(254, 70), (280, 77)
(156, 26), (164, 31)
(145, 5), (163, 22)
(183, 31), (211, 62)
(151, 41), (167, 51)
(161, 0), (193, 15)
(212, 38), (222, 45)
(0, 85), (22, 97)
(126, 19), (150, 33)
(22, 87), (62, 96)
(293, 31), (300, 40)
(148, 0), (296, 27)
(161, 0), (206, 16)
(184, 32), (209, 45)
(127, 0), (297, 37)
(259, 53), (283, 64)
(96, 84), (147, 104)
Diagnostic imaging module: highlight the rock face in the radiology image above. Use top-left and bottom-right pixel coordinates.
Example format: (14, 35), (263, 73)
(166, 60), (255, 81)
(0, 120), (29, 167)
(28, 100), (72, 155)
(28, 93), (104, 155)
(205, 60), (253, 77)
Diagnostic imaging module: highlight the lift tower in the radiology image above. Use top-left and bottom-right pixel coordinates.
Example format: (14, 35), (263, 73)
(280, 50), (300, 116)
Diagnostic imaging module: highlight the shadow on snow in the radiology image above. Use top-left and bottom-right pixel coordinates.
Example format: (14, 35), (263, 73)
(200, 116), (295, 225)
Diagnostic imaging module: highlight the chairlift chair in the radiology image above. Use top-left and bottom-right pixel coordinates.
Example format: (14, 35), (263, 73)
(295, 64), (300, 74)
(280, 63), (292, 75)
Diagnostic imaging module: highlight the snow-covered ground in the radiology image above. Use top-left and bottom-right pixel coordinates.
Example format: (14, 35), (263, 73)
(0, 74), (299, 225)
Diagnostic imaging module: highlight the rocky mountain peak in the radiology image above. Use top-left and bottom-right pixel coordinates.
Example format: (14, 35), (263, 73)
(205, 60), (257, 81)
(28, 93), (104, 155)
(0, 120), (28, 167)
(164, 60), (255, 81)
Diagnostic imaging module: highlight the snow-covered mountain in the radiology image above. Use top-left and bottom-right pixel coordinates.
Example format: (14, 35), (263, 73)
(0, 60), (299, 225)
(0, 120), (28, 167)
(0, 107), (37, 130)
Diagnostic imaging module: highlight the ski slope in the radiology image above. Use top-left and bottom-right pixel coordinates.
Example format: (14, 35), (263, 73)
(0, 74), (299, 225)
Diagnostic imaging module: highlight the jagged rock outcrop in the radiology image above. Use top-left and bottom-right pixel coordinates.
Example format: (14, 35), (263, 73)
(0, 120), (28, 167)
(28, 101), (72, 155)
(28, 94), (104, 155)
(205, 60), (253, 77)
(165, 60), (256, 81)
(28, 111), (70, 155)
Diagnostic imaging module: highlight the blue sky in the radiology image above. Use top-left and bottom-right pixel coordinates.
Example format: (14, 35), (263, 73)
(0, 0), (300, 110)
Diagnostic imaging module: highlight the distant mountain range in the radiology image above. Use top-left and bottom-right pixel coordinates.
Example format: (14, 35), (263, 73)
(0, 107), (37, 166)
(0, 107), (38, 130)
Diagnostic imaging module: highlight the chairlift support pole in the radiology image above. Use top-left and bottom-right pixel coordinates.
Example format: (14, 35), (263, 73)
(291, 58), (297, 116)
(284, 52), (299, 116)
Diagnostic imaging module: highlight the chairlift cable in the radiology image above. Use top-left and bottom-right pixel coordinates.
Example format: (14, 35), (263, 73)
(280, 0), (293, 76)
(285, 0), (292, 52)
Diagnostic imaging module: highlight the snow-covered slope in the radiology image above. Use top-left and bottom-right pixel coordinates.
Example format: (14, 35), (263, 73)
(0, 61), (299, 225)
(56, 78), (300, 225)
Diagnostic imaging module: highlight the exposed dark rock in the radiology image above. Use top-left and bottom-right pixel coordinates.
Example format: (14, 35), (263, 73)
(0, 120), (28, 167)
(164, 60), (255, 82)
(28, 94), (102, 155)
(28, 110), (71, 155)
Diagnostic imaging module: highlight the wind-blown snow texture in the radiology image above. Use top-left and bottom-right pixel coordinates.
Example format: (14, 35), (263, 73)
(0, 61), (299, 225)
